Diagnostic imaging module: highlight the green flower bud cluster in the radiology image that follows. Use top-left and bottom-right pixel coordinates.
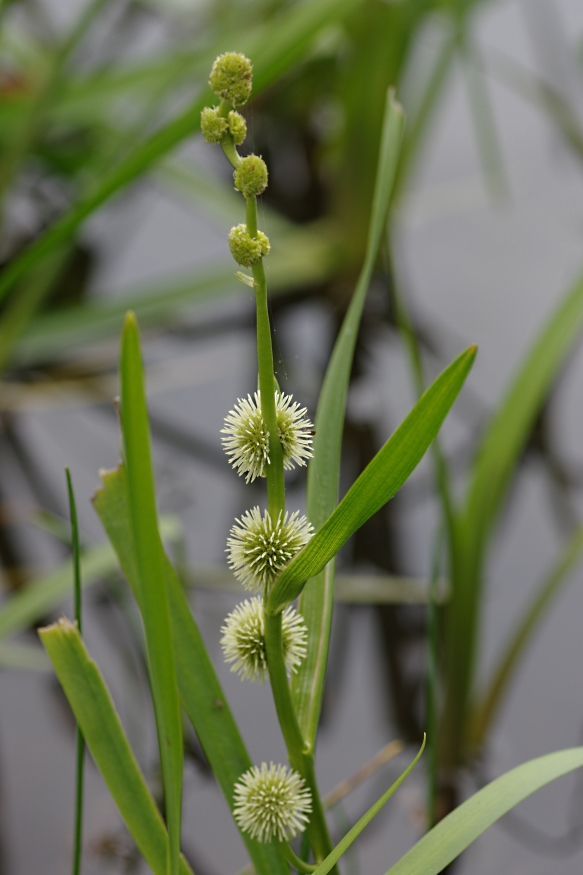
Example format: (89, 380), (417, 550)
(234, 155), (268, 198)
(200, 106), (248, 146)
(209, 52), (252, 107)
(228, 224), (270, 267)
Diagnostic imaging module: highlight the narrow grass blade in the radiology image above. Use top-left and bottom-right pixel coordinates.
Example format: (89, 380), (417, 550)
(65, 468), (84, 875)
(120, 312), (182, 875)
(464, 269), (583, 572)
(268, 346), (476, 613)
(0, 0), (361, 305)
(312, 738), (425, 875)
(443, 268), (583, 764)
(384, 747), (583, 875)
(293, 92), (405, 746)
(39, 620), (193, 875)
(471, 521), (583, 749)
(93, 464), (289, 875)
(425, 530), (442, 830)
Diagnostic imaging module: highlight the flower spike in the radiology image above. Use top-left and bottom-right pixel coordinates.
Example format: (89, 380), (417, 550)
(221, 390), (313, 483)
(221, 597), (308, 682)
(226, 507), (313, 591)
(233, 762), (312, 842)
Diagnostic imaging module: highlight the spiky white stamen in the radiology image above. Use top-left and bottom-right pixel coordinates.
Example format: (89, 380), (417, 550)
(221, 391), (313, 483)
(233, 762), (312, 843)
(221, 597), (308, 682)
(226, 507), (313, 591)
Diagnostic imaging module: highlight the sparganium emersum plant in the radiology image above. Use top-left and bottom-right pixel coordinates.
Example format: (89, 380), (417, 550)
(35, 49), (583, 875)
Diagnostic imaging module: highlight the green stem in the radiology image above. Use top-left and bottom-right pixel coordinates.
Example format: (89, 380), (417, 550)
(264, 613), (335, 867)
(66, 468), (84, 875)
(279, 842), (317, 873)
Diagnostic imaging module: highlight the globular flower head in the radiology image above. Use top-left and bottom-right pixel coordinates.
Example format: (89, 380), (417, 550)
(234, 154), (268, 198)
(209, 52), (252, 107)
(200, 106), (228, 144)
(221, 390), (313, 483)
(221, 597), (308, 682)
(228, 224), (270, 267)
(228, 110), (247, 146)
(227, 507), (313, 591)
(233, 762), (312, 843)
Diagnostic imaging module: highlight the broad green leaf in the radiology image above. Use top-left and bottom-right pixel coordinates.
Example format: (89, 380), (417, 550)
(471, 521), (583, 749)
(0, 0), (362, 305)
(442, 268), (583, 765)
(313, 738), (425, 875)
(0, 516), (180, 643)
(293, 91), (405, 746)
(268, 345), (476, 613)
(93, 464), (289, 875)
(120, 312), (182, 875)
(384, 747), (583, 875)
(39, 620), (193, 875)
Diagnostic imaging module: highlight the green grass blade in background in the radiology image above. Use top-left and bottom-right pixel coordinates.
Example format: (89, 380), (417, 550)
(14, 225), (336, 368)
(0, 543), (116, 642)
(39, 620), (193, 875)
(0, 517), (180, 644)
(442, 269), (583, 764)
(471, 521), (583, 749)
(384, 747), (583, 875)
(313, 738), (425, 875)
(463, 269), (583, 568)
(0, 642), (51, 671)
(269, 346), (476, 612)
(0, 0), (362, 306)
(93, 464), (289, 875)
(293, 92), (404, 746)
(120, 312), (182, 875)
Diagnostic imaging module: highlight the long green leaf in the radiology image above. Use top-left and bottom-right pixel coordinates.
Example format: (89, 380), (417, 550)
(39, 620), (193, 875)
(384, 747), (583, 875)
(93, 463), (289, 875)
(268, 345), (476, 613)
(442, 268), (583, 766)
(120, 312), (182, 875)
(471, 521), (583, 748)
(463, 269), (583, 574)
(313, 738), (425, 875)
(0, 0), (362, 305)
(293, 92), (404, 745)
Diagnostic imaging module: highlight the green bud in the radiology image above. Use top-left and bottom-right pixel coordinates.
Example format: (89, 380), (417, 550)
(209, 52), (253, 107)
(228, 224), (270, 267)
(200, 106), (228, 144)
(228, 110), (247, 146)
(234, 155), (268, 198)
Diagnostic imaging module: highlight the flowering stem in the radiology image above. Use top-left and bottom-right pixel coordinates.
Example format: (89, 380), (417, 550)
(220, 138), (285, 519)
(279, 841), (317, 873)
(264, 612), (335, 866)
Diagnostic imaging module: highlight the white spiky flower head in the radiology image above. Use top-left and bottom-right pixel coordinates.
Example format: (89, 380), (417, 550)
(233, 762), (312, 842)
(227, 507), (313, 591)
(221, 597), (308, 682)
(221, 391), (313, 483)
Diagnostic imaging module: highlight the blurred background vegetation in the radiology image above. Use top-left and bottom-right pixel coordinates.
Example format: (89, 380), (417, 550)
(0, 0), (583, 872)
